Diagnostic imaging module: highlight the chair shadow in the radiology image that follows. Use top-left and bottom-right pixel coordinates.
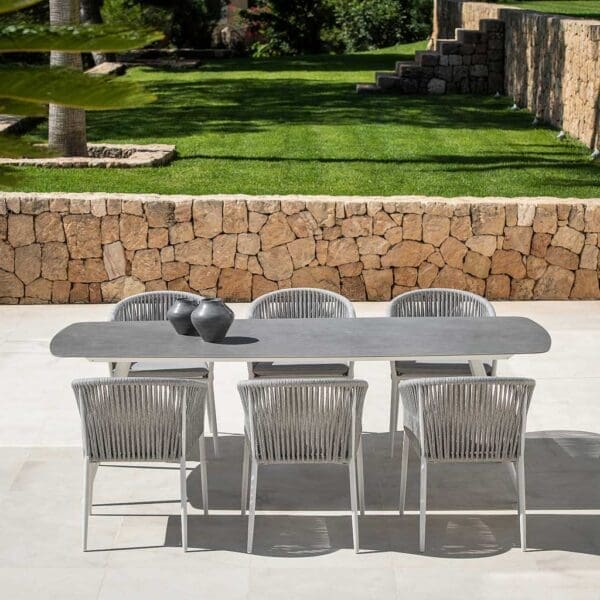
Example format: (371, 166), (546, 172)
(98, 429), (600, 557)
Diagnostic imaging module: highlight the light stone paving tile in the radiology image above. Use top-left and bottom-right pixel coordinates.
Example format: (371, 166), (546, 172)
(97, 565), (250, 600)
(248, 567), (398, 600)
(0, 447), (29, 500)
(0, 567), (105, 600)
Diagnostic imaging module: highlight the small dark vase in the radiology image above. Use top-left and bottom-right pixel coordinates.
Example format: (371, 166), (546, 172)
(167, 297), (201, 335)
(191, 298), (234, 342)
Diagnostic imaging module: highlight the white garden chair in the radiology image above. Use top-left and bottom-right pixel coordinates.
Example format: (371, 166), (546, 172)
(72, 377), (209, 552)
(238, 378), (368, 553)
(247, 288), (356, 378)
(397, 376), (535, 552)
(388, 288), (497, 456)
(110, 291), (220, 456)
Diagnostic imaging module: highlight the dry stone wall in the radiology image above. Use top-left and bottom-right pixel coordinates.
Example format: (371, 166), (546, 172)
(434, 0), (600, 149)
(1, 193), (599, 304)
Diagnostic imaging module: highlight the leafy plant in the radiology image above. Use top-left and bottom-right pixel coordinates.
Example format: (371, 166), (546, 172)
(0, 0), (163, 169)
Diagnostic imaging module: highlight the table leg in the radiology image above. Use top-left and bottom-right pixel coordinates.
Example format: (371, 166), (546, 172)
(468, 360), (487, 376)
(112, 362), (131, 377)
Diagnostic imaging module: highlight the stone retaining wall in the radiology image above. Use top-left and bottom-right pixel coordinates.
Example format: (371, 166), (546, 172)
(1, 193), (599, 304)
(434, 0), (600, 149)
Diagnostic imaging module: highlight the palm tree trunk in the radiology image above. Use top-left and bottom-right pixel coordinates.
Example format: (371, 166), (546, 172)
(80, 0), (109, 65)
(48, 0), (88, 157)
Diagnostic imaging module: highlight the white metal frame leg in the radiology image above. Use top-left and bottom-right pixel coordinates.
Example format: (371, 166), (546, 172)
(241, 440), (250, 516)
(112, 362), (132, 377)
(389, 371), (399, 457)
(199, 436), (209, 516)
(82, 458), (92, 551)
(357, 438), (365, 516)
(516, 455), (527, 551)
(206, 367), (219, 457)
(399, 431), (409, 515)
(469, 360), (487, 377)
(419, 457), (427, 553)
(247, 461), (258, 553)
(87, 463), (98, 515)
(179, 457), (188, 552)
(349, 458), (360, 553)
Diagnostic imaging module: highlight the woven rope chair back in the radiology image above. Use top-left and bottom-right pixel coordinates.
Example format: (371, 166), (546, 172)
(110, 291), (203, 322)
(72, 378), (207, 462)
(249, 288), (355, 320)
(238, 378), (368, 464)
(399, 377), (535, 462)
(389, 289), (495, 318)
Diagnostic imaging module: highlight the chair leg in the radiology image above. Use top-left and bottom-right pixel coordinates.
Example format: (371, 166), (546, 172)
(357, 438), (365, 516)
(88, 463), (98, 516)
(247, 460), (258, 554)
(82, 458), (91, 552)
(349, 459), (360, 553)
(206, 372), (219, 458)
(389, 375), (399, 458)
(419, 457), (427, 553)
(179, 457), (188, 552)
(241, 440), (250, 516)
(199, 436), (209, 516)
(399, 431), (410, 515)
(517, 455), (527, 551)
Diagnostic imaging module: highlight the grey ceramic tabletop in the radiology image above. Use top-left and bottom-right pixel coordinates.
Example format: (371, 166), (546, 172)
(50, 317), (551, 362)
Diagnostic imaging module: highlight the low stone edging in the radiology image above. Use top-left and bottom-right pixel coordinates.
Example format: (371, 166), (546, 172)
(0, 144), (176, 168)
(0, 193), (599, 304)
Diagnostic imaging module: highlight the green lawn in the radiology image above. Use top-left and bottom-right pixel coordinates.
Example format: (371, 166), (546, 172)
(7, 42), (599, 198)
(495, 0), (600, 18)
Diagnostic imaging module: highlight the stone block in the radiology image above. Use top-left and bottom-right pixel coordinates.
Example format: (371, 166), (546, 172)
(237, 233), (260, 255)
(486, 274), (510, 300)
(131, 249), (161, 282)
(422, 214), (450, 246)
(252, 274), (277, 297)
(531, 233), (552, 257)
(144, 201), (174, 228)
(101, 216), (119, 244)
(8, 214), (35, 247)
(287, 212), (319, 238)
(526, 255), (547, 280)
(551, 226), (585, 254)
(326, 238), (359, 266)
(258, 246), (293, 281)
(403, 214), (422, 240)
(466, 235), (496, 257)
(545, 246), (579, 270)
(291, 266), (340, 293)
(451, 216), (472, 241)
(533, 205), (558, 234)
(174, 237), (212, 266)
(491, 249), (526, 279)
(341, 216), (372, 238)
(432, 265), (467, 290)
(464, 251), (491, 278)
(0, 269), (24, 297)
(163, 261), (190, 282)
(193, 200), (222, 238)
(260, 213), (296, 250)
(571, 270), (600, 299)
(119, 214), (147, 251)
(210, 233), (238, 268)
(249, 212), (268, 233)
(218, 268), (252, 301)
(417, 262), (438, 288)
(510, 278), (534, 300)
(394, 267), (418, 287)
(101, 276), (145, 302)
(381, 241), (434, 268)
(15, 244), (41, 284)
(287, 238), (316, 269)
(471, 205), (505, 235)
(363, 269), (393, 300)
(169, 222), (194, 245)
(0, 240), (14, 272)
(427, 78), (446, 94)
(504, 226), (533, 254)
(68, 258), (108, 283)
(534, 266), (574, 299)
(580, 245), (599, 270)
(223, 201), (248, 234)
(148, 228), (168, 249)
(341, 276), (366, 301)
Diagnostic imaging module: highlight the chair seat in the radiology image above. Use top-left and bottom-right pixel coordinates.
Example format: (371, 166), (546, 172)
(394, 361), (493, 377)
(252, 362), (350, 378)
(128, 360), (209, 379)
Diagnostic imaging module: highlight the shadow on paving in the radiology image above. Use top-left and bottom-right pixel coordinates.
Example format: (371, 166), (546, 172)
(147, 430), (600, 556)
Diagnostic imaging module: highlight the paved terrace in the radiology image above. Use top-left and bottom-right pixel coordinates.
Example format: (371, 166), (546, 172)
(0, 302), (598, 599)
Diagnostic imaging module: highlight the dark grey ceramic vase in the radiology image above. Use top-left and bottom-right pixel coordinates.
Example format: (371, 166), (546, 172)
(191, 298), (234, 342)
(166, 297), (201, 335)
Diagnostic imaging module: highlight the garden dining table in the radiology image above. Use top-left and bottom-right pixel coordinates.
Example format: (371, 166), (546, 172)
(50, 316), (551, 375)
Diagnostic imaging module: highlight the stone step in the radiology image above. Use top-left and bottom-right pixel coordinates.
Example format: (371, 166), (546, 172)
(437, 40), (462, 55)
(480, 18), (505, 33)
(455, 28), (485, 44)
(356, 83), (382, 95)
(375, 72), (403, 90)
(415, 51), (440, 67)
(395, 60), (414, 75)
(0, 114), (43, 134)
(434, 38), (454, 52)
(85, 62), (127, 76)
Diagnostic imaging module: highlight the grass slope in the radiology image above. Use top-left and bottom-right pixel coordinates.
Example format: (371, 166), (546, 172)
(495, 0), (600, 19)
(6, 42), (599, 197)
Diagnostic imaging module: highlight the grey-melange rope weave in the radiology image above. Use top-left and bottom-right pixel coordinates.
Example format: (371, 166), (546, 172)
(110, 291), (203, 322)
(398, 377), (535, 462)
(238, 379), (367, 464)
(72, 378), (207, 462)
(249, 288), (355, 319)
(389, 288), (496, 318)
